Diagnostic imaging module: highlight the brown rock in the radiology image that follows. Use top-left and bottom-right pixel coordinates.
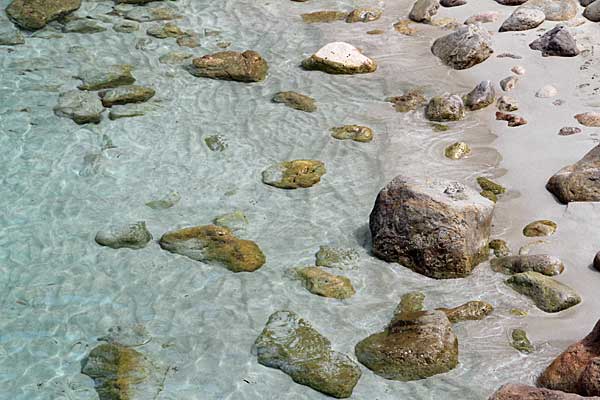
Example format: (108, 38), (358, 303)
(489, 383), (595, 399)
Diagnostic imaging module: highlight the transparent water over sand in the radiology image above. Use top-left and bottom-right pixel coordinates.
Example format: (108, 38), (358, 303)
(2, 0), (600, 399)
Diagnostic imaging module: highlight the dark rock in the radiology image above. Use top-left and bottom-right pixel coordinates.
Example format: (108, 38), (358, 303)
(584, 2), (600, 22)
(496, 111), (527, 127)
(489, 384), (592, 399)
(6, 0), (81, 30)
(594, 251), (600, 271)
(441, 0), (467, 7)
(529, 25), (580, 57)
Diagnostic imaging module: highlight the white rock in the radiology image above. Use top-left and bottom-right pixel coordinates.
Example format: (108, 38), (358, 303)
(302, 42), (377, 74)
(511, 65), (526, 75)
(536, 85), (558, 98)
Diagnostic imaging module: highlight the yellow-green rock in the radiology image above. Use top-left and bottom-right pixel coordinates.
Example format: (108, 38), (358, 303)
(295, 267), (355, 299)
(437, 301), (493, 323)
(331, 125), (373, 142)
(477, 177), (506, 194)
(346, 8), (382, 23)
(262, 160), (326, 189)
(523, 220), (557, 237)
(445, 142), (471, 160)
(301, 11), (348, 23)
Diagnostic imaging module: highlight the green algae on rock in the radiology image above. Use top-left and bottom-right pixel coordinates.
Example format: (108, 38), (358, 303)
(506, 271), (581, 313)
(255, 311), (361, 398)
(6, 0), (81, 30)
(301, 10), (348, 23)
(523, 220), (557, 237)
(510, 308), (528, 317)
(394, 19), (417, 35)
(481, 190), (498, 203)
(331, 125), (373, 142)
(426, 94), (465, 121)
(315, 246), (359, 269)
(490, 239), (511, 257)
(346, 8), (382, 23)
(294, 266), (355, 299)
(302, 42), (377, 74)
(491, 255), (564, 276)
(204, 135), (227, 152)
(54, 90), (105, 125)
(445, 142), (471, 160)
(386, 89), (427, 112)
(159, 225), (265, 272)
(99, 85), (156, 107)
(511, 328), (534, 353)
(77, 64), (136, 91)
(262, 160), (326, 189)
(213, 210), (248, 232)
(431, 123), (449, 132)
(394, 291), (426, 317)
(191, 50), (268, 82)
(437, 301), (493, 323)
(272, 91), (316, 112)
(95, 221), (152, 250)
(477, 177), (506, 195)
(146, 22), (185, 39)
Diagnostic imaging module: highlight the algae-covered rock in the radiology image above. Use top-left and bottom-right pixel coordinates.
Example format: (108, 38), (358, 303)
(99, 85), (155, 107)
(431, 23), (493, 70)
(146, 22), (184, 39)
(145, 191), (180, 210)
(213, 210), (248, 232)
(6, 0), (81, 30)
(346, 8), (382, 23)
(477, 177), (506, 195)
(315, 246), (359, 269)
(490, 239), (510, 257)
(437, 301), (493, 323)
(480, 190), (497, 203)
(301, 11), (348, 24)
(204, 135), (227, 152)
(523, 220), (557, 237)
(255, 311), (361, 398)
(95, 221), (152, 250)
(191, 50), (268, 82)
(426, 94), (465, 121)
(54, 90), (105, 125)
(262, 160), (326, 189)
(387, 90), (427, 112)
(511, 328), (534, 353)
(272, 91), (316, 112)
(394, 292), (426, 317)
(295, 267), (355, 299)
(77, 64), (135, 91)
(159, 225), (265, 272)
(355, 310), (458, 381)
(445, 142), (471, 160)
(506, 271), (581, 313)
(302, 42), (377, 74)
(491, 255), (564, 276)
(331, 125), (373, 142)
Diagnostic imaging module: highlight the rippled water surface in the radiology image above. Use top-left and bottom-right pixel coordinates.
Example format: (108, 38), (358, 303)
(2, 0), (600, 399)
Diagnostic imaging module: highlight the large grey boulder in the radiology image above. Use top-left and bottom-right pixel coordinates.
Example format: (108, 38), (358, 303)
(370, 176), (494, 279)
(547, 145), (600, 203)
(6, 0), (81, 30)
(431, 23), (494, 70)
(529, 25), (580, 57)
(255, 311), (361, 398)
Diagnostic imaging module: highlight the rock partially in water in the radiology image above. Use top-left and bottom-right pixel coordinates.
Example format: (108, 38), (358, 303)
(159, 225), (266, 272)
(315, 246), (360, 270)
(294, 267), (355, 299)
(506, 271), (581, 313)
(77, 64), (135, 91)
(95, 221), (152, 250)
(431, 23), (493, 70)
(477, 177), (506, 195)
(539, 319), (600, 395)
(437, 301), (493, 323)
(409, 0), (440, 23)
(302, 42), (376, 74)
(262, 160), (326, 189)
(464, 80), (496, 111)
(62, 19), (106, 34)
(191, 50), (268, 82)
(529, 26), (580, 57)
(177, 33), (199, 48)
(113, 20), (139, 33)
(272, 91), (316, 112)
(146, 22), (185, 39)
(213, 210), (248, 232)
(394, 19), (417, 35)
(490, 239), (511, 257)
(6, 0), (81, 30)
(499, 7), (545, 32)
(526, 0), (579, 21)
(255, 311), (361, 398)
(145, 191), (180, 210)
(425, 94), (465, 121)
(445, 142), (471, 160)
(0, 23), (25, 45)
(54, 90), (104, 124)
(370, 175), (494, 279)
(355, 310), (458, 380)
(124, 6), (180, 22)
(489, 384), (591, 399)
(301, 11), (348, 24)
(99, 85), (155, 107)
(511, 328), (534, 353)
(346, 7), (382, 23)
(523, 220), (557, 237)
(395, 292), (426, 317)
(491, 255), (564, 276)
(386, 89), (427, 112)
(575, 112), (600, 127)
(331, 125), (373, 142)
(108, 102), (155, 120)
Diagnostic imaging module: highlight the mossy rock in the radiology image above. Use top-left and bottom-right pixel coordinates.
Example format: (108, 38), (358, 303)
(445, 142), (471, 160)
(511, 328), (534, 353)
(295, 267), (355, 299)
(301, 10), (348, 23)
(426, 94), (465, 121)
(272, 91), (316, 112)
(159, 225), (265, 272)
(204, 135), (227, 152)
(262, 160), (326, 189)
(431, 123), (449, 132)
(393, 291), (425, 318)
(506, 271), (581, 313)
(477, 177), (506, 195)
(191, 50), (268, 82)
(480, 190), (497, 203)
(393, 19), (417, 36)
(6, 0), (81, 30)
(437, 301), (493, 323)
(523, 220), (557, 237)
(489, 239), (511, 257)
(315, 246), (359, 269)
(330, 125), (373, 142)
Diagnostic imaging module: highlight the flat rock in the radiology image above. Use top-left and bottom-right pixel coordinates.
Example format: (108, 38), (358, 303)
(63, 19), (106, 34)
(124, 6), (180, 22)
(77, 64), (135, 91)
(315, 246), (360, 270)
(426, 93), (465, 121)
(441, 0), (467, 7)
(496, 111), (527, 127)
(0, 23), (25, 45)
(369, 175), (494, 279)
(191, 50), (268, 82)
(302, 42), (377, 74)
(158, 51), (192, 64)
(146, 22), (184, 39)
(99, 85), (155, 107)
(6, 0), (81, 30)
(523, 220), (557, 236)
(262, 160), (326, 189)
(500, 6), (546, 32)
(491, 255), (564, 276)
(272, 91), (316, 112)
(54, 90), (104, 124)
(113, 20), (139, 33)
(436, 301), (493, 323)
(464, 80), (496, 111)
(330, 125), (373, 142)
(529, 25), (580, 57)
(255, 311), (361, 398)
(409, 0), (440, 23)
(431, 23), (494, 70)
(295, 267), (355, 299)
(489, 384), (593, 399)
(506, 271), (581, 313)
(95, 221), (152, 250)
(547, 144), (600, 202)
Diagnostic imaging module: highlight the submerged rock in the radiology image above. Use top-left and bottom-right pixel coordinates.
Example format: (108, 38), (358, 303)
(330, 125), (373, 142)
(99, 85), (155, 107)
(63, 19), (106, 34)
(262, 160), (326, 189)
(77, 64), (135, 91)
(409, 0), (440, 23)
(315, 246), (359, 270)
(146, 22), (184, 39)
(477, 177), (506, 195)
(437, 301), (493, 323)
(425, 94), (465, 121)
(491, 255), (564, 276)
(463, 80), (496, 111)
(145, 191), (180, 210)
(255, 311), (361, 398)
(294, 267), (355, 299)
(108, 103), (154, 120)
(159, 225), (266, 272)
(213, 210), (248, 232)
(499, 7), (545, 32)
(394, 19), (417, 35)
(539, 319), (600, 395)
(204, 135), (227, 152)
(506, 271), (581, 313)
(369, 175), (494, 279)
(489, 384), (591, 399)
(95, 222), (152, 250)
(355, 310), (458, 380)
(431, 23), (493, 70)
(346, 7), (382, 23)
(6, 0), (81, 30)
(158, 51), (192, 65)
(511, 328), (534, 353)
(523, 220), (557, 237)
(302, 42), (377, 74)
(387, 90), (427, 112)
(301, 11), (348, 24)
(124, 6), (180, 22)
(113, 20), (139, 33)
(445, 142), (471, 160)
(395, 292), (426, 316)
(0, 23), (25, 45)
(272, 91), (316, 112)
(529, 26), (580, 57)
(54, 90), (104, 124)
(191, 50), (268, 82)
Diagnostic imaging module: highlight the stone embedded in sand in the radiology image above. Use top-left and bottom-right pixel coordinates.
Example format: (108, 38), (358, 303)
(523, 220), (557, 236)
(584, 1), (600, 22)
(95, 221), (152, 250)
(496, 111), (527, 127)
(547, 145), (600, 202)
(113, 20), (139, 33)
(191, 50), (268, 82)
(536, 85), (558, 98)
(489, 384), (591, 399)
(559, 126), (582, 136)
(409, 0), (440, 23)
(539, 319), (600, 395)
(99, 85), (155, 107)
(213, 210), (248, 232)
(387, 90), (427, 112)
(395, 292), (426, 316)
(394, 19), (417, 35)
(491, 255), (564, 276)
(529, 25), (580, 57)
(426, 94), (465, 121)
(497, 96), (519, 112)
(295, 267), (356, 299)
(464, 12), (500, 25)
(124, 6), (180, 22)
(302, 42), (377, 74)
(431, 23), (493, 70)
(6, 0), (81, 30)
(490, 239), (511, 257)
(355, 310), (458, 380)
(511, 328), (534, 353)
(495, 0), (528, 4)
(464, 80), (496, 111)
(301, 11), (348, 24)
(54, 90), (105, 125)
(436, 301), (493, 323)
(499, 7), (546, 32)
(369, 175), (494, 279)
(500, 76), (518, 92)
(594, 251), (600, 272)
(262, 160), (326, 189)
(331, 125), (373, 142)
(445, 142), (471, 160)
(255, 311), (361, 398)
(159, 225), (266, 272)
(62, 19), (106, 34)
(477, 177), (506, 195)
(315, 246), (360, 270)
(272, 91), (316, 112)
(77, 64), (135, 91)
(526, 0), (579, 21)
(506, 271), (581, 313)
(575, 112), (600, 127)
(346, 8), (382, 23)
(146, 22), (185, 39)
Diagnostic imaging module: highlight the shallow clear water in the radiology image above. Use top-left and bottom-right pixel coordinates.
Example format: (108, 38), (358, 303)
(2, 0), (600, 399)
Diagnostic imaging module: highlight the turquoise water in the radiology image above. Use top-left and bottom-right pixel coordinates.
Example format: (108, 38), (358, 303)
(2, 0), (599, 399)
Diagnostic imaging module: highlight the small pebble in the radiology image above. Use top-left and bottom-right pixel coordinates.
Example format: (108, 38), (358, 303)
(558, 127), (582, 136)
(511, 65), (526, 75)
